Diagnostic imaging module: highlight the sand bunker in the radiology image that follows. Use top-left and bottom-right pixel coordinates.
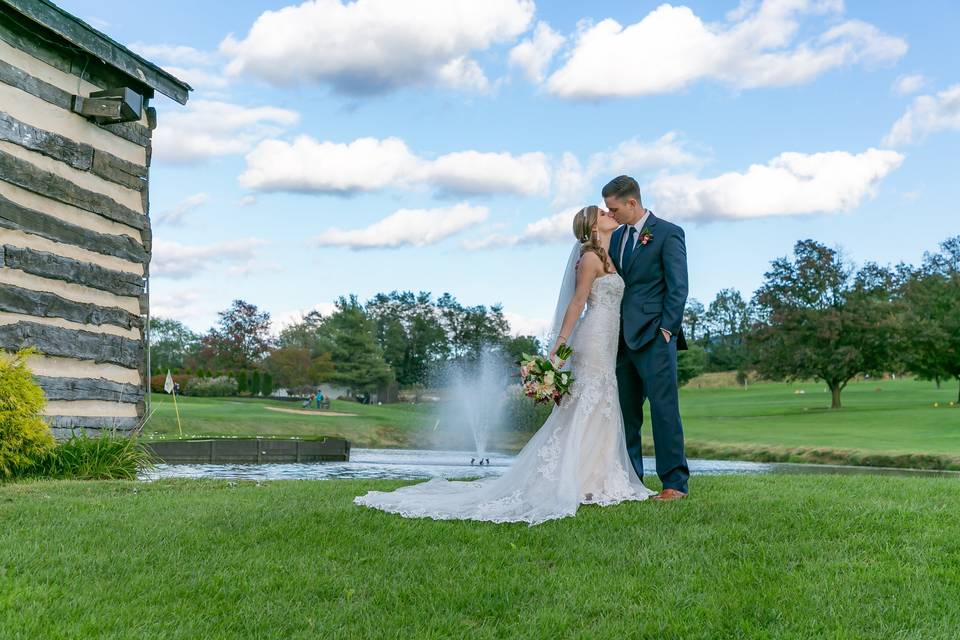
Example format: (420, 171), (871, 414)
(264, 406), (358, 417)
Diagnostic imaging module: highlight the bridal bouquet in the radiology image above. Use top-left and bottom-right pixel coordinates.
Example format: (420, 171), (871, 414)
(519, 345), (574, 406)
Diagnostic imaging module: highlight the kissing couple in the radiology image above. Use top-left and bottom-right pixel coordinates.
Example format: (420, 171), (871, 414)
(356, 175), (690, 525)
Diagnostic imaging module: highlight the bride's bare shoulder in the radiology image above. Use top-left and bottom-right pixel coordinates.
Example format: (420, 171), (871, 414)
(577, 250), (604, 276)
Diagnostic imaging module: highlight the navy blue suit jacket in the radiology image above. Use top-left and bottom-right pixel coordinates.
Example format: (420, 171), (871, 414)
(611, 212), (689, 351)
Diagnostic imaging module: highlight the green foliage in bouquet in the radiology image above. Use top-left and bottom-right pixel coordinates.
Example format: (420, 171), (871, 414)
(519, 348), (576, 406)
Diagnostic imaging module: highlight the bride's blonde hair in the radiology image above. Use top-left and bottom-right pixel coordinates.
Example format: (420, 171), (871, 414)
(573, 205), (611, 274)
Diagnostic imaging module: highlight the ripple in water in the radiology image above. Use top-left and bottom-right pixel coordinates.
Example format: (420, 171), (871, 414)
(139, 448), (776, 482)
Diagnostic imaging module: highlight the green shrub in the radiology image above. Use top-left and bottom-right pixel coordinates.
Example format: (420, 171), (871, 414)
(0, 349), (56, 478)
(185, 376), (239, 397)
(29, 429), (156, 480)
(251, 370), (262, 396)
(150, 374), (192, 394)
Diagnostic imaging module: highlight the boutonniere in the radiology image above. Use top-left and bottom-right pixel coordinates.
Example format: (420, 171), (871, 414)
(639, 227), (653, 246)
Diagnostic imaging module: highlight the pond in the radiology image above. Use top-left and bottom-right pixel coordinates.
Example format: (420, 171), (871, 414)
(140, 447), (778, 481)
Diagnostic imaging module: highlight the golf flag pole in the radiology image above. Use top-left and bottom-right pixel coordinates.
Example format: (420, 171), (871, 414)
(164, 370), (182, 437)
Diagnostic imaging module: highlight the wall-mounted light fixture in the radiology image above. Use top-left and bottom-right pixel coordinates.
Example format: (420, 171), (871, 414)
(72, 87), (143, 124)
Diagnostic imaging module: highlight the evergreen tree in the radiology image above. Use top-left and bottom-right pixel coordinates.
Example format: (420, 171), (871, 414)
(262, 372), (274, 397)
(251, 370), (262, 396)
(324, 296), (394, 393)
(237, 370), (248, 394)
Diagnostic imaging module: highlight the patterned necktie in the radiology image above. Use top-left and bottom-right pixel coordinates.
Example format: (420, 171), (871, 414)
(622, 226), (637, 270)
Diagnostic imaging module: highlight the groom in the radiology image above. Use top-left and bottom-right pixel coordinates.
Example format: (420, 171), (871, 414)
(604, 175), (690, 501)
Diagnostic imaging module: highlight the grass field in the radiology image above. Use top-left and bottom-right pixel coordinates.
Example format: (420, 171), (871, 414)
(142, 377), (960, 466)
(2, 475), (959, 639)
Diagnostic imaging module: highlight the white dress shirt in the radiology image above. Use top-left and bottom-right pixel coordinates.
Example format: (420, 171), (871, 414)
(619, 209), (651, 265)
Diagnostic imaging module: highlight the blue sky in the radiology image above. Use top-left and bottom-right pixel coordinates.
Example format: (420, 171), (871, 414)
(58, 0), (960, 336)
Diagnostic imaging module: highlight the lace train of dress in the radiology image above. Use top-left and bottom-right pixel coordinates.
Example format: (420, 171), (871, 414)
(353, 273), (654, 525)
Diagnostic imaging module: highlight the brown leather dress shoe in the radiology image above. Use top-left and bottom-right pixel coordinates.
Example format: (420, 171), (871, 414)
(651, 488), (688, 501)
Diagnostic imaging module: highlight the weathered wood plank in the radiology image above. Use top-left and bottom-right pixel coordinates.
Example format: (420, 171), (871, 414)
(0, 149), (146, 229)
(0, 282), (142, 329)
(0, 244), (143, 296)
(0, 109), (92, 169)
(34, 375), (143, 402)
(0, 57), (150, 147)
(0, 8), (154, 103)
(0, 110), (147, 190)
(0, 192), (147, 264)
(48, 417), (140, 435)
(0, 320), (142, 368)
(0, 1), (190, 104)
(90, 150), (146, 191)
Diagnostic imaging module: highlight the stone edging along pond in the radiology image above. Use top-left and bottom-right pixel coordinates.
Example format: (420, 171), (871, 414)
(659, 441), (960, 472)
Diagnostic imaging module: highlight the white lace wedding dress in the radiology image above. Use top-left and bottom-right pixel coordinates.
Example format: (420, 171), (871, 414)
(354, 272), (654, 525)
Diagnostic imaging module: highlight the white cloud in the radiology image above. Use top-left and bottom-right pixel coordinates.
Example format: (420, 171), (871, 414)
(462, 133), (703, 247)
(647, 148), (904, 221)
(128, 42), (217, 66)
(519, 208), (582, 244)
(891, 74), (928, 96)
(437, 57), (491, 93)
(465, 207), (583, 249)
(239, 135), (551, 197)
(545, 1), (906, 99)
(593, 132), (703, 177)
(151, 238), (269, 279)
(160, 65), (229, 90)
(220, 0), (534, 95)
(883, 84), (960, 147)
(503, 311), (552, 338)
(150, 287), (212, 326)
(155, 192), (209, 226)
(152, 100), (300, 164)
(272, 302), (339, 335)
(241, 131), (699, 203)
(428, 151), (550, 196)
(311, 203), (489, 250)
(239, 195), (257, 207)
(509, 22), (565, 82)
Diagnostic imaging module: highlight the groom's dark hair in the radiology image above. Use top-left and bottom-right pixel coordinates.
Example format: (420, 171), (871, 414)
(602, 175), (642, 204)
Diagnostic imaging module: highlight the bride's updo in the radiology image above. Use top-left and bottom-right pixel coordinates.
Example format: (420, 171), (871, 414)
(573, 205), (612, 274)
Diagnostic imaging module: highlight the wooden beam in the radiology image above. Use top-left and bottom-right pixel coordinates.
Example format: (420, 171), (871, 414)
(0, 282), (142, 329)
(0, 8), (155, 102)
(0, 244), (143, 296)
(90, 149), (146, 191)
(34, 375), (142, 402)
(0, 58), (150, 147)
(0, 109), (92, 169)
(1, 0), (190, 104)
(48, 417), (140, 434)
(0, 148), (146, 230)
(0, 192), (147, 264)
(0, 320), (142, 368)
(0, 111), (147, 191)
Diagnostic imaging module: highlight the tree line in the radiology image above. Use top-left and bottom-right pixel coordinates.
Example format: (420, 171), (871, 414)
(151, 235), (958, 408)
(679, 235), (959, 408)
(149, 293), (540, 397)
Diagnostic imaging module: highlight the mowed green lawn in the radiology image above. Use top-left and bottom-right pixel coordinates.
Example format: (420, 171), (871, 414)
(144, 378), (960, 459)
(681, 377), (960, 455)
(2, 475), (959, 639)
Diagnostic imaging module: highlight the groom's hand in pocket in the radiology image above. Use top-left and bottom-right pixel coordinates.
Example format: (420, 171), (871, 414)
(661, 328), (671, 343)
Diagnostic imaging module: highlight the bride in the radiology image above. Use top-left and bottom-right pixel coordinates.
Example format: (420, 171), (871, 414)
(354, 205), (654, 525)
